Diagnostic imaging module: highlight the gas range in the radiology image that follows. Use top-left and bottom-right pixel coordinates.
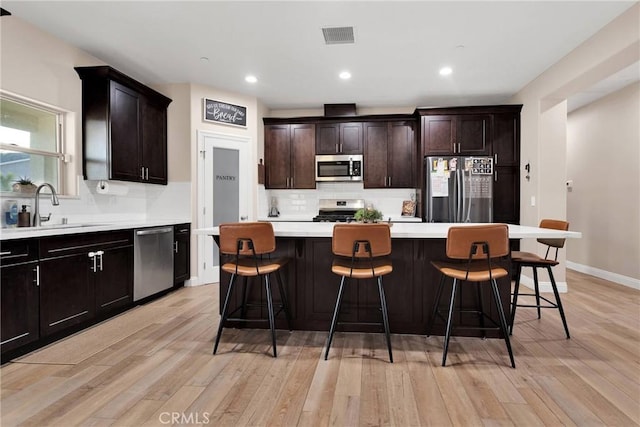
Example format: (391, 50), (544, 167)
(312, 199), (365, 223)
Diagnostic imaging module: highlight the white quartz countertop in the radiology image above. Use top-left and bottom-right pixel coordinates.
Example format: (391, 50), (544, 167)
(1, 219), (190, 241)
(195, 222), (582, 239)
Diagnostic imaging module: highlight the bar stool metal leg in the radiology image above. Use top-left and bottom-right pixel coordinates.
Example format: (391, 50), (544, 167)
(547, 266), (571, 339)
(533, 267), (541, 319)
(509, 264), (523, 335)
(264, 275), (277, 357)
(427, 275), (446, 337)
(490, 278), (515, 368)
(275, 269), (293, 331)
(442, 278), (458, 366)
(325, 276), (347, 360)
(214, 273), (237, 354)
(377, 277), (393, 363)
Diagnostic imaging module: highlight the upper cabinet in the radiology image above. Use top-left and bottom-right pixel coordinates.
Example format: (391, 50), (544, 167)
(364, 120), (416, 188)
(264, 123), (316, 189)
(316, 122), (363, 154)
(421, 114), (491, 156)
(75, 66), (172, 185)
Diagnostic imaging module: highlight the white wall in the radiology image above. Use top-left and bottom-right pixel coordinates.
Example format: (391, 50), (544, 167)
(509, 3), (639, 287)
(566, 82), (640, 287)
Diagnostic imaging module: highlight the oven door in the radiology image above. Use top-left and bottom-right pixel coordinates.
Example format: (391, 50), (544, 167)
(315, 155), (363, 182)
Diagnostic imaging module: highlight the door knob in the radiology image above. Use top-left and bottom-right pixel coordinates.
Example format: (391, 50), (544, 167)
(240, 216), (248, 221)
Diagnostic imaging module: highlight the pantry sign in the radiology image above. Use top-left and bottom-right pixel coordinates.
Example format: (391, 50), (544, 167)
(203, 98), (247, 127)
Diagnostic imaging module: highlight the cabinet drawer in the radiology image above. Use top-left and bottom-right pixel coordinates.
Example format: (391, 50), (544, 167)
(0, 239), (39, 265)
(40, 230), (133, 259)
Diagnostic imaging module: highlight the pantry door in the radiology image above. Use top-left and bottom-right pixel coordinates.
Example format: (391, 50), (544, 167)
(197, 130), (250, 284)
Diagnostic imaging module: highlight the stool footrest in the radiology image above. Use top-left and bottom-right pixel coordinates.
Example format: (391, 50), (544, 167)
(511, 293), (559, 308)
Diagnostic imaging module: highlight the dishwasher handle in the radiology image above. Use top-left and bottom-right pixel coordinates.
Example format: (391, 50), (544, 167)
(136, 227), (173, 236)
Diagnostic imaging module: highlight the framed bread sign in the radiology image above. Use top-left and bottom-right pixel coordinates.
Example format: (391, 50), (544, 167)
(203, 98), (247, 127)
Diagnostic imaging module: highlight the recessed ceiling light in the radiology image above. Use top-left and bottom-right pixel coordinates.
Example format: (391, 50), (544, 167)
(245, 75), (258, 83)
(439, 66), (453, 76)
(339, 71), (351, 80)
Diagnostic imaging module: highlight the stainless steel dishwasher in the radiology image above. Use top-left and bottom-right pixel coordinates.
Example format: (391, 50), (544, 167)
(134, 226), (174, 301)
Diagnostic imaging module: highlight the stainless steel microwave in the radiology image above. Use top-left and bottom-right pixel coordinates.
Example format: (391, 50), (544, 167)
(315, 154), (363, 182)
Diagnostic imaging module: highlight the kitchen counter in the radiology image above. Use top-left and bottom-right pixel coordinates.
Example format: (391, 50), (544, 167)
(1, 219), (190, 240)
(196, 221), (582, 239)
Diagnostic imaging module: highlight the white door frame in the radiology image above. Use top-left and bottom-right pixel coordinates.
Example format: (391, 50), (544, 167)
(197, 130), (251, 285)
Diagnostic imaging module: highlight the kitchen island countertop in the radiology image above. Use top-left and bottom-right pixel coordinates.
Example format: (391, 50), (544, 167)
(195, 221), (582, 239)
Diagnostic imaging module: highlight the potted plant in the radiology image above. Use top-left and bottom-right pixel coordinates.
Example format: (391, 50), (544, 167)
(354, 207), (383, 223)
(12, 177), (37, 194)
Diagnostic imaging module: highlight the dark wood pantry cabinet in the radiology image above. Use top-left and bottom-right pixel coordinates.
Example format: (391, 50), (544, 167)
(264, 123), (316, 189)
(363, 120), (416, 188)
(75, 66), (172, 185)
(421, 114), (491, 156)
(0, 239), (40, 354)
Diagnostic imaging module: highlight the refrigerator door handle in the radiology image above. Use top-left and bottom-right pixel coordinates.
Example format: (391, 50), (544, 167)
(456, 167), (462, 222)
(465, 168), (473, 222)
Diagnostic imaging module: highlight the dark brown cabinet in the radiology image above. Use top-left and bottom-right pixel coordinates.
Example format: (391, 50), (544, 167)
(0, 240), (39, 354)
(174, 223), (191, 286)
(39, 231), (133, 336)
(75, 66), (171, 185)
(422, 114), (491, 156)
(264, 124), (316, 189)
(492, 111), (521, 224)
(364, 120), (416, 188)
(316, 122), (363, 154)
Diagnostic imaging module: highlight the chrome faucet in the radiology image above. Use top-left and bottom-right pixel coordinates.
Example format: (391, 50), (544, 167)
(33, 183), (60, 227)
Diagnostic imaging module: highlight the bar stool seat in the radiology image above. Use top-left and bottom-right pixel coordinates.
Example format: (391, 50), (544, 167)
(509, 219), (570, 339)
(325, 223), (394, 363)
(428, 223), (515, 368)
(214, 222), (292, 357)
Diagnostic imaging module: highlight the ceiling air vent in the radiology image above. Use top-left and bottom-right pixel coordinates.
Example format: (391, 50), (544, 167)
(322, 26), (355, 45)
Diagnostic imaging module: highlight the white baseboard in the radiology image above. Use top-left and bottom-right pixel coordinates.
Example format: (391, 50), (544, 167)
(566, 261), (640, 291)
(518, 274), (567, 293)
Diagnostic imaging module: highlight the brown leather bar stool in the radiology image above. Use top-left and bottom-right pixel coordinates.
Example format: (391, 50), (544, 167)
(325, 223), (394, 363)
(428, 224), (515, 368)
(213, 222), (292, 357)
(509, 219), (570, 338)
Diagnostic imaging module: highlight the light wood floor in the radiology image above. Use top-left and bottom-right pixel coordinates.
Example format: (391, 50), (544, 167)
(1, 270), (639, 426)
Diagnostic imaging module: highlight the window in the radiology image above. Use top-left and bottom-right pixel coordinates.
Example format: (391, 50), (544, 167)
(0, 94), (66, 192)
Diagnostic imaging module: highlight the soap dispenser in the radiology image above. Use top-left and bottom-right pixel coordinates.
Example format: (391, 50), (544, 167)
(17, 205), (31, 227)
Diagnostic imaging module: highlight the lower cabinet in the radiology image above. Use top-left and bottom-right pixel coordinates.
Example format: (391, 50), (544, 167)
(39, 230), (133, 337)
(173, 223), (191, 286)
(0, 239), (40, 354)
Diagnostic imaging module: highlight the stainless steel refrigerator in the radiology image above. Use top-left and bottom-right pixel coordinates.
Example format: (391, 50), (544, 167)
(424, 156), (494, 223)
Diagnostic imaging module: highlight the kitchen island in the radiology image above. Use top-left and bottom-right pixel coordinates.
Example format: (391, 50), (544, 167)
(196, 222), (580, 336)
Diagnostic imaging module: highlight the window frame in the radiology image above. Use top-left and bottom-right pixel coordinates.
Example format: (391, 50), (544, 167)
(0, 92), (68, 194)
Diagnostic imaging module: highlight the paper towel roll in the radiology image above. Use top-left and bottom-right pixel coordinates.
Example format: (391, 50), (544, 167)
(96, 180), (129, 196)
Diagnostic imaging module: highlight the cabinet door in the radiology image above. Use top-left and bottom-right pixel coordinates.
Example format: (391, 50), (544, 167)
(492, 113), (519, 166)
(388, 120), (415, 188)
(265, 125), (292, 189)
(141, 97), (168, 184)
(110, 81), (141, 182)
(316, 123), (341, 154)
(1, 262), (39, 353)
(290, 124), (316, 189)
(363, 122), (389, 188)
(423, 116), (455, 155)
(339, 122), (363, 154)
(174, 224), (191, 286)
(95, 245), (133, 316)
(457, 114), (491, 155)
(39, 254), (94, 336)
(493, 166), (519, 224)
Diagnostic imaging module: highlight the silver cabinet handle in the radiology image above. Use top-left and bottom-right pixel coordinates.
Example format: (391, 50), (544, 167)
(96, 250), (104, 272)
(145, 167), (149, 181)
(494, 153), (498, 165)
(141, 166), (145, 180)
(340, 143), (343, 153)
(0, 251), (12, 256)
(88, 251), (97, 272)
(290, 177), (294, 188)
(174, 242), (179, 253)
(335, 143), (339, 153)
(388, 176), (392, 187)
(33, 265), (40, 287)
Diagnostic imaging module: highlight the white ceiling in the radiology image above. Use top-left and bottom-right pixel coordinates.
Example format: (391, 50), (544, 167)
(3, 1), (637, 111)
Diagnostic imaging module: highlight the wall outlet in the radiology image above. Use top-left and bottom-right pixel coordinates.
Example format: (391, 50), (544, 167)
(530, 196), (536, 207)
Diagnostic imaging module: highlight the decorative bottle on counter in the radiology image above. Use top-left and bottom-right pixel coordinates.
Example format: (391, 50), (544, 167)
(4, 199), (18, 228)
(17, 205), (30, 227)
